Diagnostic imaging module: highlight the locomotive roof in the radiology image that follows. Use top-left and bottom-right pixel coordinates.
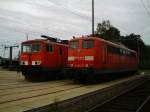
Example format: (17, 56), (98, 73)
(22, 39), (44, 43)
(70, 36), (136, 53)
(22, 39), (68, 46)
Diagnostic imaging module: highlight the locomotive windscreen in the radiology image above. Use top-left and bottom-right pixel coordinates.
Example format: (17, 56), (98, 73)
(22, 43), (41, 53)
(32, 43), (41, 52)
(70, 41), (79, 49)
(82, 40), (94, 48)
(22, 44), (31, 53)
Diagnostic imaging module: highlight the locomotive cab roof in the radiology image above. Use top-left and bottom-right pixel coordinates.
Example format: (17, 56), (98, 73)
(70, 35), (136, 53)
(22, 35), (68, 45)
(41, 35), (68, 44)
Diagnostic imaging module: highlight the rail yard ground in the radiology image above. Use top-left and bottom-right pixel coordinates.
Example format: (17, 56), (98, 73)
(0, 68), (149, 112)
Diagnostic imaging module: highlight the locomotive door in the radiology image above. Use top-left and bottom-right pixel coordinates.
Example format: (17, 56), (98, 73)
(28, 53), (32, 66)
(102, 45), (107, 64)
(46, 43), (56, 68)
(59, 47), (63, 67)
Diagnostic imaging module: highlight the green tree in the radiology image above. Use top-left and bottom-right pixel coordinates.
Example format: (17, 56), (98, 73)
(95, 20), (120, 41)
(120, 33), (145, 62)
(120, 33), (145, 52)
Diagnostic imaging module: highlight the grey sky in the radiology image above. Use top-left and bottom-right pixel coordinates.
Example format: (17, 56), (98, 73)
(0, 0), (150, 58)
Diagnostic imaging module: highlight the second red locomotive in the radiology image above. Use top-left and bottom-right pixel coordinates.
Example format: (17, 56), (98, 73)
(67, 35), (138, 80)
(20, 35), (68, 81)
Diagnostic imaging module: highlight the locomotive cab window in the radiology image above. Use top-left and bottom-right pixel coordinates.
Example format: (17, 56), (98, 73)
(70, 41), (79, 49)
(83, 40), (94, 48)
(22, 44), (31, 53)
(46, 43), (53, 52)
(32, 43), (41, 52)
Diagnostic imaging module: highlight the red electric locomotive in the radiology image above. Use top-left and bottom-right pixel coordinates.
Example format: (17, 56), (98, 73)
(20, 35), (68, 81)
(67, 35), (138, 80)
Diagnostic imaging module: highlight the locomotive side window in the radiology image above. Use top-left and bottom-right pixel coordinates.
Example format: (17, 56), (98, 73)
(70, 41), (78, 49)
(107, 45), (120, 54)
(82, 40), (94, 48)
(46, 44), (53, 52)
(108, 45), (137, 58)
(119, 48), (136, 57)
(22, 44), (31, 53)
(32, 43), (41, 52)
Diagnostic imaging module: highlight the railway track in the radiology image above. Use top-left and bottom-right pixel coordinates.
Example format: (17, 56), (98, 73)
(0, 81), (72, 97)
(0, 84), (83, 105)
(0, 80), (71, 90)
(87, 79), (150, 112)
(0, 68), (149, 112)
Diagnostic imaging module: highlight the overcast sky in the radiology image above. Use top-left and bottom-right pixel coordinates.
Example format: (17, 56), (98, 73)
(0, 0), (150, 58)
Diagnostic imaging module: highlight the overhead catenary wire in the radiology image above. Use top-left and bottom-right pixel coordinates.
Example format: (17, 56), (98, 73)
(0, 0), (148, 42)
(140, 0), (150, 17)
(47, 0), (91, 22)
(146, 0), (150, 11)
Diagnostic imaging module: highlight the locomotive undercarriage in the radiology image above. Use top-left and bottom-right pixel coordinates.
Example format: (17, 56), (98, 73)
(64, 68), (99, 83)
(21, 66), (63, 81)
(65, 68), (138, 83)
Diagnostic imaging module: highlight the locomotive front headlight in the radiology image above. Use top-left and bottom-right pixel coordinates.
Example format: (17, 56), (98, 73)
(32, 61), (41, 65)
(68, 64), (73, 67)
(85, 56), (94, 61)
(68, 56), (75, 61)
(85, 64), (89, 67)
(20, 61), (28, 65)
(36, 61), (41, 65)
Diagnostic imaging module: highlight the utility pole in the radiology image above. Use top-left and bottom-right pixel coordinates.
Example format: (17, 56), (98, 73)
(3, 46), (6, 58)
(0, 45), (2, 57)
(5, 45), (19, 67)
(137, 38), (140, 64)
(92, 0), (95, 36)
(26, 33), (29, 41)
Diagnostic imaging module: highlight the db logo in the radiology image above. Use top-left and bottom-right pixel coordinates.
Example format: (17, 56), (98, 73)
(77, 49), (81, 53)
(75, 56), (84, 60)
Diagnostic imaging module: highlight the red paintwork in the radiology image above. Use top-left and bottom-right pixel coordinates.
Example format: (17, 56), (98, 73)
(20, 39), (68, 69)
(67, 36), (138, 72)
